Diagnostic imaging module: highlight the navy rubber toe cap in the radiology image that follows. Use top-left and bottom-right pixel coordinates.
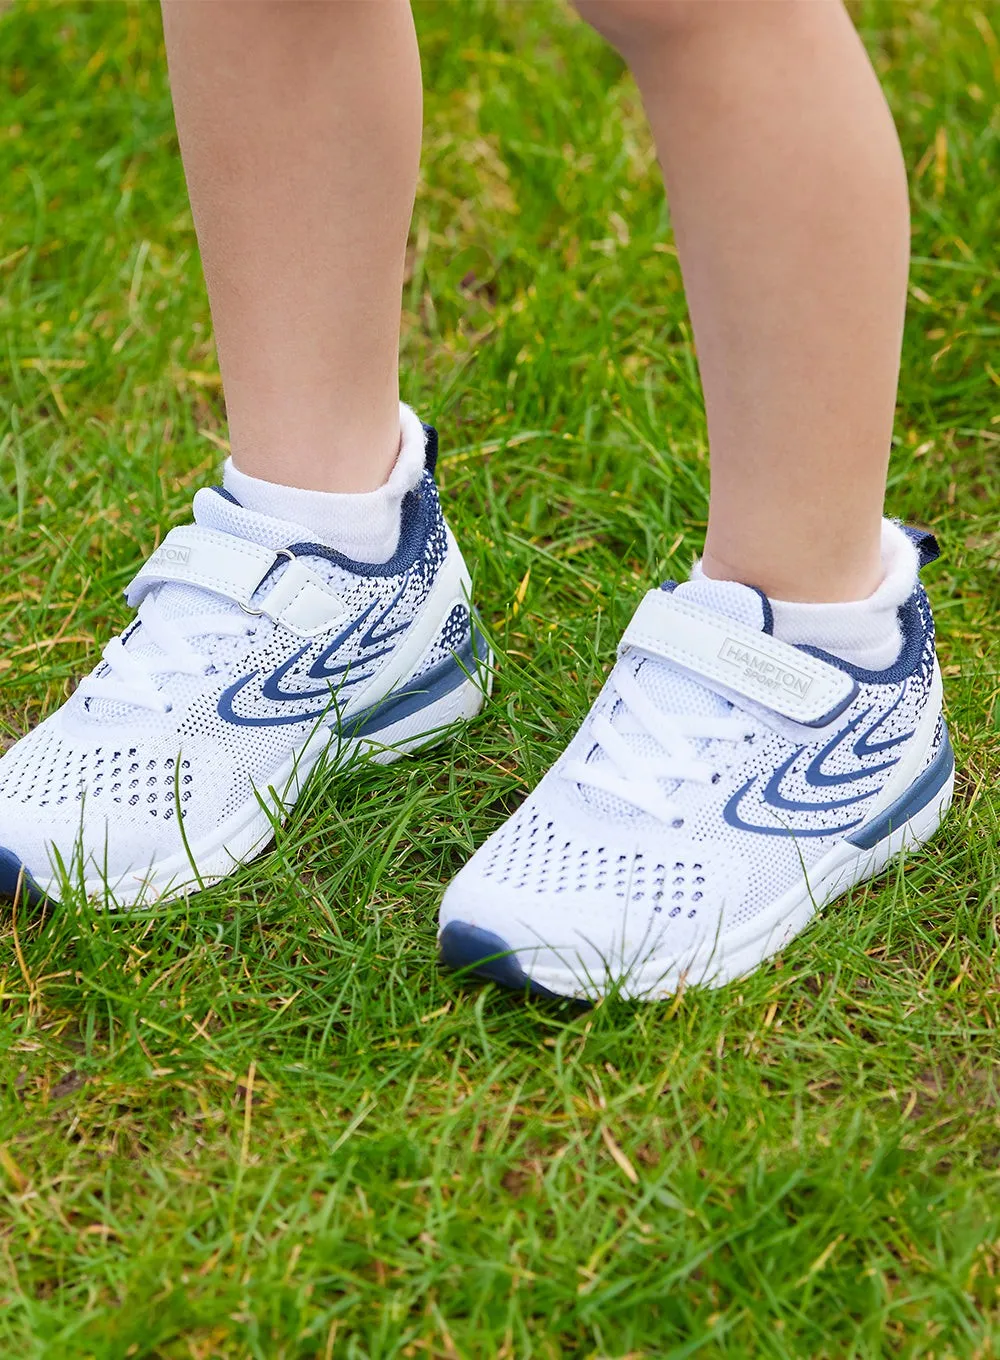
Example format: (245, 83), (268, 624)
(0, 847), (46, 904)
(438, 921), (565, 1000)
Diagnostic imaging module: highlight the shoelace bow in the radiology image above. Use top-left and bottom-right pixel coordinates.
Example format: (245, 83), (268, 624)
(562, 657), (752, 823)
(77, 592), (255, 715)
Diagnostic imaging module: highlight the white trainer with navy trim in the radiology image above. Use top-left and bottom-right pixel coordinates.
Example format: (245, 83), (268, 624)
(0, 420), (489, 908)
(439, 530), (953, 1001)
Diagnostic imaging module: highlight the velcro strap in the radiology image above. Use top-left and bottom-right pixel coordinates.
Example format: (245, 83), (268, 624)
(619, 589), (858, 727)
(127, 526), (350, 637)
(126, 525), (282, 609)
(256, 560), (348, 637)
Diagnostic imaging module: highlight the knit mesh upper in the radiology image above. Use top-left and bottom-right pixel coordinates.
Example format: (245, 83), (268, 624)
(0, 471), (462, 887)
(441, 575), (940, 977)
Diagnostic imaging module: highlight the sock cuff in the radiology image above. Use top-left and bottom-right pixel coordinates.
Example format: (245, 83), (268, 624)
(690, 518), (919, 609)
(223, 402), (426, 502)
(388, 402), (430, 495)
(221, 402), (427, 563)
(857, 519), (920, 612)
(689, 519), (919, 671)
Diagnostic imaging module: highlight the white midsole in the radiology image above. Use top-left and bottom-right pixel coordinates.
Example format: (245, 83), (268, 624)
(37, 671), (488, 909)
(521, 768), (955, 1001)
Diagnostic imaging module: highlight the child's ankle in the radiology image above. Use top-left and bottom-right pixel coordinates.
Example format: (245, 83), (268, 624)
(222, 403), (427, 563)
(694, 519), (918, 670)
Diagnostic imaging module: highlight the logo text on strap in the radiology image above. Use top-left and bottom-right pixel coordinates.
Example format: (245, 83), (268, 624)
(152, 544), (192, 567)
(718, 638), (813, 699)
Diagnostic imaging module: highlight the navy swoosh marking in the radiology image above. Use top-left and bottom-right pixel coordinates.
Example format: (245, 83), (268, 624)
(306, 649), (391, 685)
(262, 646), (379, 700)
(723, 775), (866, 838)
(361, 616), (410, 648)
(762, 748), (877, 813)
(305, 596), (379, 681)
(357, 580), (413, 647)
(308, 583), (409, 682)
(852, 688), (914, 758)
(723, 695), (923, 835)
(218, 631), (482, 732)
(219, 580), (415, 724)
(846, 728), (953, 850)
(259, 644), (324, 702)
(219, 657), (372, 726)
(218, 671), (339, 727)
(804, 707), (900, 788)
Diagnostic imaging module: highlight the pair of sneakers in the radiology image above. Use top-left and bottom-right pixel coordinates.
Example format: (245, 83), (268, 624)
(0, 420), (953, 1001)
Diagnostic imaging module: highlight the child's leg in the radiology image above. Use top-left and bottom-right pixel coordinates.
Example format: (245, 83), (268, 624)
(160, 0), (421, 492)
(576, 0), (909, 603)
(440, 1), (953, 1001)
(0, 3), (490, 908)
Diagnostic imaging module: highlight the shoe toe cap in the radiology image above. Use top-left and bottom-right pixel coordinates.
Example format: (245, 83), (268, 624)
(438, 868), (676, 994)
(0, 798), (171, 902)
(437, 920), (566, 999)
(0, 844), (46, 903)
(439, 811), (744, 997)
(0, 802), (73, 897)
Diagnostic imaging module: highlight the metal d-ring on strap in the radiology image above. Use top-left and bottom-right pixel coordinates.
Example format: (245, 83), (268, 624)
(240, 547), (296, 617)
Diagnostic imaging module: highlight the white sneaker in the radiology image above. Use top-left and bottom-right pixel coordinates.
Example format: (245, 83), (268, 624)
(439, 532), (953, 1000)
(0, 424), (488, 907)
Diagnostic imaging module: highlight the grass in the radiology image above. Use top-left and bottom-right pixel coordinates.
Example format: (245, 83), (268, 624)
(1, 0), (999, 1355)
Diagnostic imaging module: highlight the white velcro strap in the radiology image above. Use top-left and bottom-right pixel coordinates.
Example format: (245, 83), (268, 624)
(256, 560), (348, 637)
(126, 526), (283, 609)
(620, 589), (858, 727)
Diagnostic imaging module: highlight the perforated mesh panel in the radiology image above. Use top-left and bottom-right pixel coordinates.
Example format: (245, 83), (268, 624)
(0, 728), (195, 819)
(478, 800), (710, 923)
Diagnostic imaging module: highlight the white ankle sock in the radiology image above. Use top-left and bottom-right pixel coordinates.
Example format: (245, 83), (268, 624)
(694, 519), (919, 670)
(222, 402), (427, 563)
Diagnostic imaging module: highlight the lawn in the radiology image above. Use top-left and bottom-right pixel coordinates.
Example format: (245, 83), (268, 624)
(1, 1), (999, 1355)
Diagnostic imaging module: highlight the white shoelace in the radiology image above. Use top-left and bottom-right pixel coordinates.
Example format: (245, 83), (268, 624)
(77, 593), (255, 715)
(563, 658), (752, 823)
